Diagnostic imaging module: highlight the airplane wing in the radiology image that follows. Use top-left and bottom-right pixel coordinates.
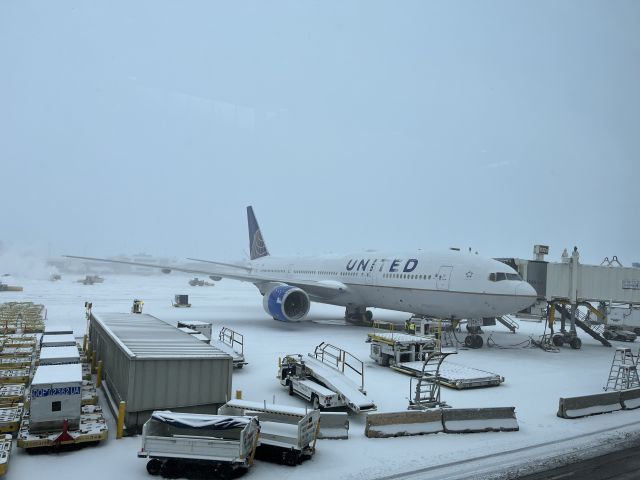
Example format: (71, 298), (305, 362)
(63, 255), (347, 298)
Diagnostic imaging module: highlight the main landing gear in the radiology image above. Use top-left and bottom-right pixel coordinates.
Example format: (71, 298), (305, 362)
(345, 306), (373, 324)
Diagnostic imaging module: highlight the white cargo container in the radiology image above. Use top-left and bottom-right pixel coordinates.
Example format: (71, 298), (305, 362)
(38, 346), (80, 365)
(30, 364), (82, 432)
(40, 334), (76, 347)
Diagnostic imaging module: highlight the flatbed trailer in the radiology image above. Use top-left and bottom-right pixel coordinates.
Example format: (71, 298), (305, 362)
(392, 360), (504, 389)
(218, 399), (320, 466)
(138, 411), (259, 479)
(0, 369), (30, 385)
(0, 404), (23, 434)
(0, 385), (25, 407)
(0, 434), (12, 475)
(17, 405), (108, 449)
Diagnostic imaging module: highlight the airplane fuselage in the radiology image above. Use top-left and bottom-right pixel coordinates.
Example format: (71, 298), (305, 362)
(249, 249), (537, 319)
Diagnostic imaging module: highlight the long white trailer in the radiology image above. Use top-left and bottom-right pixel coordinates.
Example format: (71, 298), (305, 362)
(218, 399), (320, 466)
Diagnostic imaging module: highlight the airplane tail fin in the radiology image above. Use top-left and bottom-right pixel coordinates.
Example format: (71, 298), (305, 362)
(247, 206), (269, 260)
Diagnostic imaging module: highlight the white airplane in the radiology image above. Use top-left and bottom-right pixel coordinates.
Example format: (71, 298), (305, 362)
(66, 206), (537, 325)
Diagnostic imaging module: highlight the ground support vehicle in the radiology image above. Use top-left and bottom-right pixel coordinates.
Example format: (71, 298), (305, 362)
(138, 411), (260, 479)
(279, 343), (376, 413)
(17, 405), (108, 449)
(219, 399), (320, 466)
(0, 434), (12, 475)
(367, 332), (436, 366)
(603, 325), (637, 342)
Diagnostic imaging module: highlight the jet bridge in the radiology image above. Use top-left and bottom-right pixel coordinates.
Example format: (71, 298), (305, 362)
(499, 245), (640, 349)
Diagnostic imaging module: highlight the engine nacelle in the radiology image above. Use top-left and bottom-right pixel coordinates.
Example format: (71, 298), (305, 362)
(263, 285), (311, 322)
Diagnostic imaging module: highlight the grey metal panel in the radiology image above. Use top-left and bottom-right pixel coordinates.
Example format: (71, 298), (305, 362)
(128, 357), (232, 412)
(525, 261), (547, 298)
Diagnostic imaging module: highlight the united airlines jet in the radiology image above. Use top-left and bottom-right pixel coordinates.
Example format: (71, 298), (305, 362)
(66, 206), (537, 324)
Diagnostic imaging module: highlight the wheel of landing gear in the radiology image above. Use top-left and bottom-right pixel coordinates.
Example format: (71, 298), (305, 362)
(474, 335), (484, 348)
(146, 459), (162, 476)
(569, 337), (582, 349)
(552, 334), (564, 347)
(464, 335), (474, 348)
(365, 310), (373, 322)
(603, 331), (613, 340)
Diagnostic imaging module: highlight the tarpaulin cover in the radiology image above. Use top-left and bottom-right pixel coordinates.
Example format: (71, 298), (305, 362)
(151, 411), (257, 430)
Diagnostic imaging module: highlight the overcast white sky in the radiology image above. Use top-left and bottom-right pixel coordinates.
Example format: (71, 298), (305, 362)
(1, 1), (638, 265)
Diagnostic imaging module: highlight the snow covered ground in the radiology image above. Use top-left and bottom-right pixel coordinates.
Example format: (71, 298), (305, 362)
(3, 274), (640, 479)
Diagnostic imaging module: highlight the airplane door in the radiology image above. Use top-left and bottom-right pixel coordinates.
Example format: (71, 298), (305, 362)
(436, 266), (453, 290)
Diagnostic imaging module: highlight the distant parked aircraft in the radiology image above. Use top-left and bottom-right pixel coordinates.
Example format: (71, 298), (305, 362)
(66, 206), (537, 324)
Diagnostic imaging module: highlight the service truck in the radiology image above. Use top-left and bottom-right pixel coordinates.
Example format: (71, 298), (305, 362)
(138, 411), (259, 479)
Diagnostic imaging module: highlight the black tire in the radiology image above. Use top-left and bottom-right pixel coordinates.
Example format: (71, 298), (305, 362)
(146, 459), (162, 476)
(160, 459), (179, 478)
(365, 310), (373, 322)
(311, 394), (321, 410)
(603, 331), (613, 340)
(284, 450), (299, 466)
(217, 464), (234, 480)
(634, 328), (640, 335)
(570, 337), (582, 349)
(464, 335), (474, 348)
(474, 335), (484, 348)
(552, 334), (564, 347)
(288, 381), (294, 396)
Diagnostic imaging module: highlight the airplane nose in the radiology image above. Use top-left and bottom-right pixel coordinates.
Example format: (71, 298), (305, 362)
(514, 282), (537, 310)
(516, 282), (537, 298)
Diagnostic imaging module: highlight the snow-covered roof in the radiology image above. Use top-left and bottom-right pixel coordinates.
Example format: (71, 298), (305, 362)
(91, 312), (230, 360)
(41, 333), (76, 345)
(39, 346), (80, 361)
(32, 363), (82, 385)
(44, 324), (74, 334)
(150, 411), (255, 430)
(177, 320), (212, 327)
(222, 399), (312, 416)
(178, 327), (198, 334)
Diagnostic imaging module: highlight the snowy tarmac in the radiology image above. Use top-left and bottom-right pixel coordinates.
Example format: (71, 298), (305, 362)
(3, 273), (640, 479)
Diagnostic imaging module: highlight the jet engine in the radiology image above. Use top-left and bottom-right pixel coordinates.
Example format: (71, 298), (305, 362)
(263, 285), (311, 322)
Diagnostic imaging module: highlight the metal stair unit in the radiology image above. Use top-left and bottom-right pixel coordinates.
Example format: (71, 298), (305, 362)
(496, 315), (519, 333)
(408, 350), (455, 409)
(605, 347), (640, 391)
(555, 304), (611, 347)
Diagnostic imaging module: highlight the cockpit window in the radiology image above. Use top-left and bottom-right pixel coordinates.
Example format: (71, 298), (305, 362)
(488, 272), (523, 281)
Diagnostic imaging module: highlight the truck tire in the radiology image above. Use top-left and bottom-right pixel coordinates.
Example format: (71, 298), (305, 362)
(284, 450), (299, 466)
(288, 381), (294, 396)
(146, 459), (162, 476)
(217, 464), (234, 480)
(311, 394), (321, 410)
(160, 459), (179, 478)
